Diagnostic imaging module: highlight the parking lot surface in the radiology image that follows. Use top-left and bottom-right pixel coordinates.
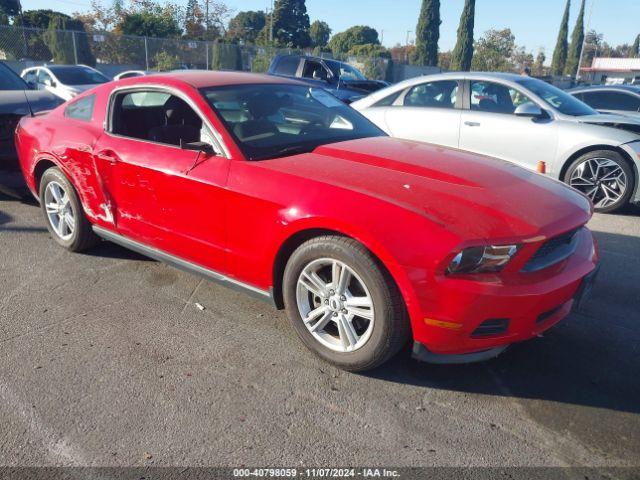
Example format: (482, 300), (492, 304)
(0, 170), (639, 468)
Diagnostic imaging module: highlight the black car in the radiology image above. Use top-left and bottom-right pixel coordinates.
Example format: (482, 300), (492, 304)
(268, 54), (388, 104)
(0, 61), (62, 167)
(568, 85), (640, 119)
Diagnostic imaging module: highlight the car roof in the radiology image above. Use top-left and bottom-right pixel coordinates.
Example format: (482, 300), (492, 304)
(568, 84), (640, 94)
(275, 53), (346, 65)
(117, 70), (304, 89)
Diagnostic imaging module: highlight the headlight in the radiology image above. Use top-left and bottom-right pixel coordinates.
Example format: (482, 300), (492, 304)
(447, 245), (520, 275)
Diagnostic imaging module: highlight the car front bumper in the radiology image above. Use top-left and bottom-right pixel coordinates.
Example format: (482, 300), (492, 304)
(409, 227), (599, 359)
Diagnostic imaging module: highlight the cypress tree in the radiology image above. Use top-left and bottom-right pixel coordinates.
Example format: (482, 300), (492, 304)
(565, 0), (585, 76)
(413, 0), (440, 66)
(450, 0), (475, 71)
(633, 34), (640, 58)
(551, 0), (570, 76)
(271, 0), (311, 48)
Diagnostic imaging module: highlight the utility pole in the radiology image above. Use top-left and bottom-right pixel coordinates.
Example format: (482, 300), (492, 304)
(380, 29), (384, 45)
(205, 0), (209, 39)
(576, 0), (596, 82)
(405, 30), (412, 63)
(269, 0), (274, 44)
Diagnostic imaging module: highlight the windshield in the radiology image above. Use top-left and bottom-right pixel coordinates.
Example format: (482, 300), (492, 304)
(49, 66), (109, 85)
(324, 60), (366, 81)
(516, 78), (597, 116)
(0, 62), (28, 90)
(201, 84), (385, 161)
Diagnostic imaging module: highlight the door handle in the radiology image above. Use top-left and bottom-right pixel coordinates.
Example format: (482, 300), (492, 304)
(464, 121), (481, 127)
(95, 150), (118, 165)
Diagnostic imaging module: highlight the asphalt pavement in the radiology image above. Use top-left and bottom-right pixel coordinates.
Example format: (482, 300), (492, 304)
(0, 169), (639, 470)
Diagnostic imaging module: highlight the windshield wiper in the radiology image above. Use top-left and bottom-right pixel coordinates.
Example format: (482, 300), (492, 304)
(252, 144), (314, 161)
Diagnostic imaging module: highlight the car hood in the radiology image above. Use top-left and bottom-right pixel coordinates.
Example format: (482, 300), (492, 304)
(263, 137), (591, 240)
(0, 90), (61, 115)
(575, 113), (640, 135)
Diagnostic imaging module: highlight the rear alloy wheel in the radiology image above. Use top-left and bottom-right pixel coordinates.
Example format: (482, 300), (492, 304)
(283, 236), (409, 371)
(565, 150), (634, 213)
(39, 166), (99, 252)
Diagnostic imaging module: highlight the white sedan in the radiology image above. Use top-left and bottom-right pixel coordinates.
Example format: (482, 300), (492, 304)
(352, 72), (640, 213)
(21, 65), (109, 101)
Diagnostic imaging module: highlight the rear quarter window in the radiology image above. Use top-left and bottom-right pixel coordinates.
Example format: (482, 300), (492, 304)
(274, 56), (300, 76)
(64, 94), (95, 121)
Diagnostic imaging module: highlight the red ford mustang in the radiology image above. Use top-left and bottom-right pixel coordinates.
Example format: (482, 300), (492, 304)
(15, 72), (599, 371)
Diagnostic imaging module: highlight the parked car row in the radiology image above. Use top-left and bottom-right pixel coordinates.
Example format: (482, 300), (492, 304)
(14, 71), (600, 371)
(0, 62), (62, 165)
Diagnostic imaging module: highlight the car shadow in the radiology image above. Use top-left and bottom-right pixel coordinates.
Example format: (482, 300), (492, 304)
(367, 230), (640, 415)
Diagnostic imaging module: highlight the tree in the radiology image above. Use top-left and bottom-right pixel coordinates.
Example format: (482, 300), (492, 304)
(347, 44), (392, 81)
(412, 0), (440, 66)
(211, 38), (242, 70)
(471, 28), (515, 72)
(309, 20), (331, 47)
(20, 9), (70, 28)
(116, 11), (181, 37)
(533, 48), (546, 76)
(268, 0), (310, 48)
(43, 15), (96, 65)
(153, 50), (179, 70)
(511, 46), (534, 73)
(328, 25), (379, 56)
(184, 0), (206, 40)
(0, 0), (20, 17)
(438, 50), (452, 70)
(565, 0), (584, 76)
(551, 0), (570, 76)
(632, 34), (640, 58)
(449, 0), (475, 71)
(227, 10), (265, 43)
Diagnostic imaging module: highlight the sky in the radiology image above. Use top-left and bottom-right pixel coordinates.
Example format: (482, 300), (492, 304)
(21, 0), (640, 57)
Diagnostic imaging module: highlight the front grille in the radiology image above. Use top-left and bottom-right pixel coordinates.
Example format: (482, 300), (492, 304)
(523, 228), (581, 272)
(0, 115), (21, 142)
(471, 318), (510, 338)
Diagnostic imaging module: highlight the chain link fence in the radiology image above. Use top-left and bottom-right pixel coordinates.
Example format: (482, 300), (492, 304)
(0, 24), (398, 81)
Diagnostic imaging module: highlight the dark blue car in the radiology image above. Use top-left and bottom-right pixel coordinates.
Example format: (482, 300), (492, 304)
(267, 54), (388, 104)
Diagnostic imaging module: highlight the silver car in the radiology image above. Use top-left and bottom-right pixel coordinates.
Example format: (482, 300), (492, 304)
(352, 72), (640, 213)
(569, 85), (640, 120)
(21, 65), (110, 101)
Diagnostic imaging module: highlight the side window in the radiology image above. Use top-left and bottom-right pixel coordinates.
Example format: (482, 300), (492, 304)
(111, 90), (206, 147)
(302, 60), (329, 81)
(64, 94), (95, 121)
(470, 81), (533, 114)
(23, 70), (37, 85)
(373, 90), (402, 107)
(37, 69), (53, 86)
(403, 80), (458, 108)
(274, 56), (300, 77)
(583, 91), (640, 111)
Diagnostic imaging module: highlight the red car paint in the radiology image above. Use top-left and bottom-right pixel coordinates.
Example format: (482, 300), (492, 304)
(15, 72), (599, 356)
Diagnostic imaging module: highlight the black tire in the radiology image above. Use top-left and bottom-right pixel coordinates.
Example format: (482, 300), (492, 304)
(283, 235), (409, 372)
(564, 150), (634, 214)
(39, 166), (99, 252)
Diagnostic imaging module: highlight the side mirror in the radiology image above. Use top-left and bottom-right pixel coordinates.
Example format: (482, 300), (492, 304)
(180, 140), (215, 155)
(26, 80), (37, 89)
(514, 102), (544, 118)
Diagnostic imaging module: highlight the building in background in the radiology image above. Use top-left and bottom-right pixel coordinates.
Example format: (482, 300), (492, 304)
(580, 57), (640, 85)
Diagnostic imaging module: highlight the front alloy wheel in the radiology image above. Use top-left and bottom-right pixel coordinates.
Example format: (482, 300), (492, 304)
(283, 236), (409, 371)
(296, 258), (375, 353)
(565, 150), (634, 213)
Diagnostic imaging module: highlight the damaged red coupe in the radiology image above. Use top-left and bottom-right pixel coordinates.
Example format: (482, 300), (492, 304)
(16, 72), (599, 371)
